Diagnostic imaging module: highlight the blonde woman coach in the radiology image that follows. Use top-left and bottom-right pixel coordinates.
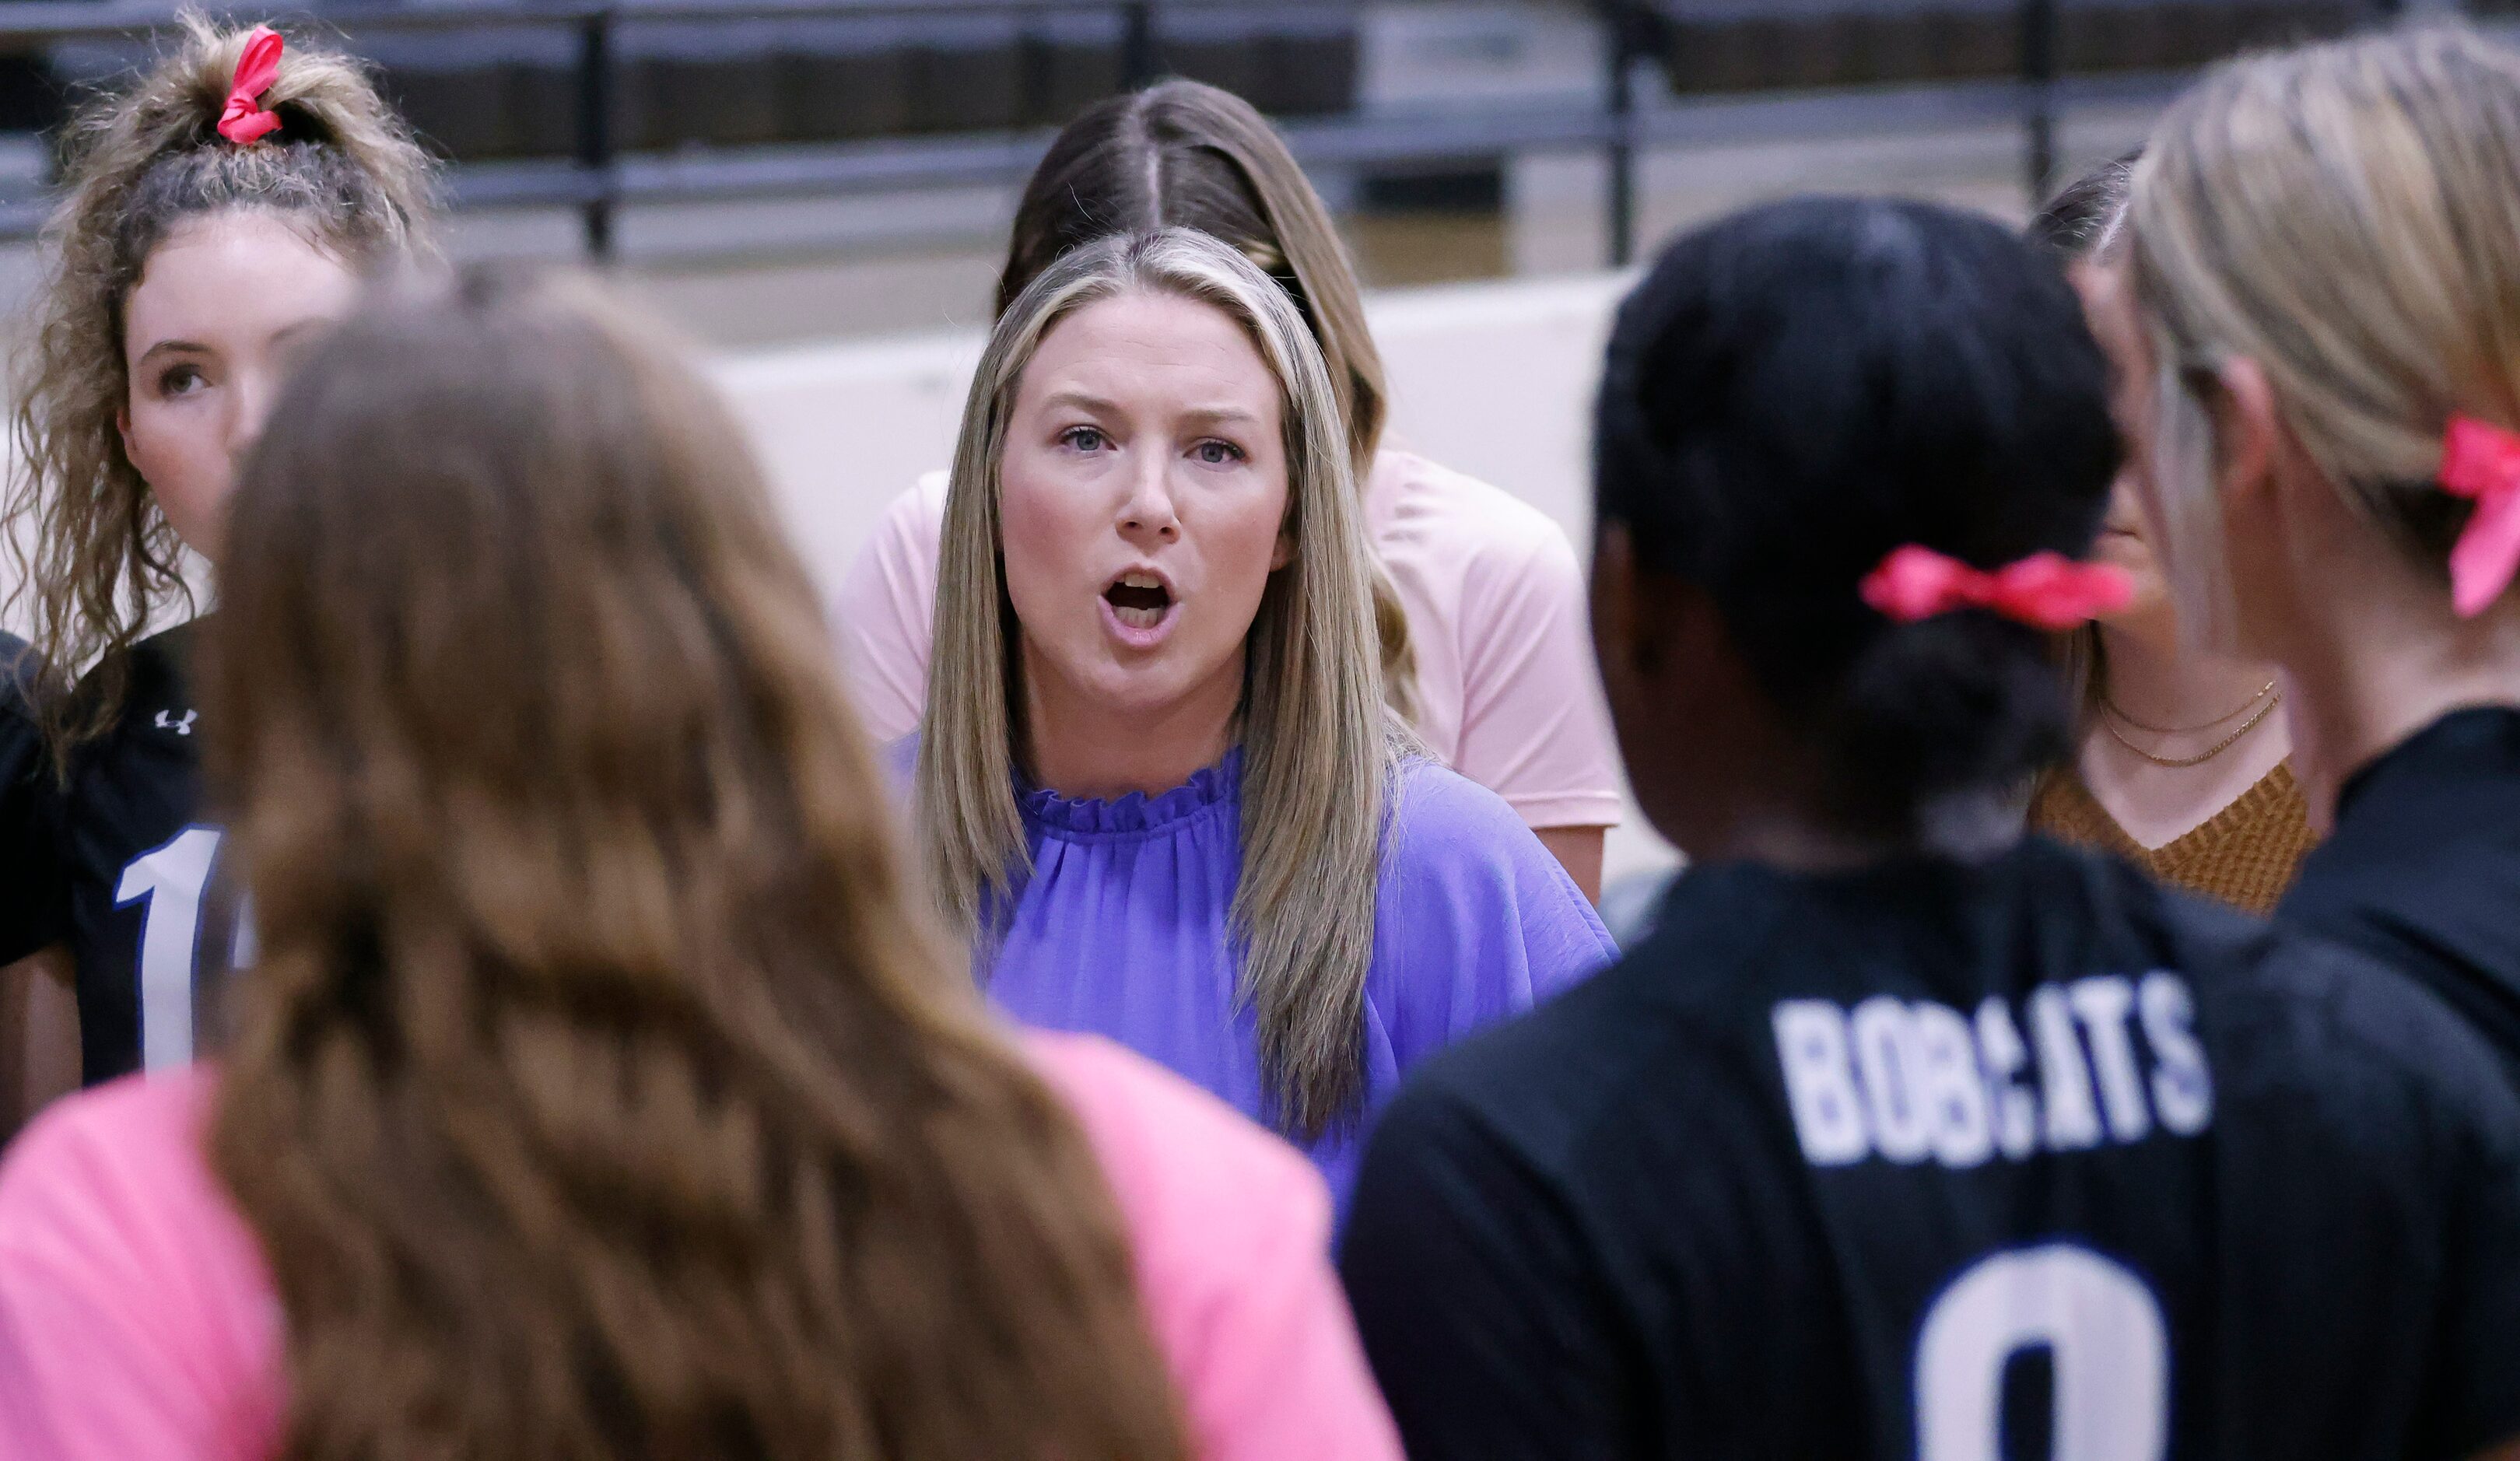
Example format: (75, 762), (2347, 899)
(913, 229), (1612, 1210)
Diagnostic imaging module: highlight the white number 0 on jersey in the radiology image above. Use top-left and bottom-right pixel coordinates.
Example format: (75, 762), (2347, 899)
(1916, 1244), (2168, 1461)
(113, 825), (226, 1070)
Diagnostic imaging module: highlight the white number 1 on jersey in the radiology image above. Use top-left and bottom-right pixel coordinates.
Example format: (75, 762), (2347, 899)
(113, 825), (224, 1070)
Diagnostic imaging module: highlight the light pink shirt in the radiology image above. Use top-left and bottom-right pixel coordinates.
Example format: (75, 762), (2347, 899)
(834, 450), (1625, 830)
(0, 1035), (1401, 1461)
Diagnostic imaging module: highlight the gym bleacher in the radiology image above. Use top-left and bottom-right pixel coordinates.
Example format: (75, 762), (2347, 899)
(8, 2), (1363, 164)
(0, 0), (2436, 229)
(0, 0), (2466, 351)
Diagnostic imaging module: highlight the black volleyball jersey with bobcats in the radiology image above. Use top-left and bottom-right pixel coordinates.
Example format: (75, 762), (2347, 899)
(1340, 837), (2520, 1461)
(0, 623), (233, 1083)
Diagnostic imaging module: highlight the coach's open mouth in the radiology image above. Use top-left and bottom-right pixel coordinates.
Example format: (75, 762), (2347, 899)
(1104, 571), (1175, 630)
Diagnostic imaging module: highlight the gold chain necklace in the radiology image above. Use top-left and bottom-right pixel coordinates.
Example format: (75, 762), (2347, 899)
(2101, 679), (2277, 734)
(2099, 692), (2283, 769)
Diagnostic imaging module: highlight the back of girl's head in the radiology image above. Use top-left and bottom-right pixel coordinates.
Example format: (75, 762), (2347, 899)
(12, 16), (436, 755)
(205, 268), (1186, 1460)
(209, 267), (848, 896)
(1001, 79), (1384, 468)
(1596, 197), (2119, 839)
(2129, 23), (2520, 622)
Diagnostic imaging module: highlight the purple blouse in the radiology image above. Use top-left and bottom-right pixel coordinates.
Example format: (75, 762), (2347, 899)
(979, 748), (1616, 1207)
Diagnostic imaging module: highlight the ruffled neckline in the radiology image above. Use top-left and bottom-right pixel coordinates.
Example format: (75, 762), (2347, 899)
(1021, 748), (1242, 836)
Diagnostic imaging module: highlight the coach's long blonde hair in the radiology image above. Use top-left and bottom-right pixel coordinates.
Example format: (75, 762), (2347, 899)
(9, 16), (435, 762)
(206, 268), (1186, 1461)
(919, 229), (1397, 1138)
(2126, 23), (2520, 643)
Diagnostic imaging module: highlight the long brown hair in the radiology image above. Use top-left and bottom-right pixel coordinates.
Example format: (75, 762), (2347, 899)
(204, 267), (1189, 1461)
(1004, 79), (1420, 723)
(7, 15), (436, 765)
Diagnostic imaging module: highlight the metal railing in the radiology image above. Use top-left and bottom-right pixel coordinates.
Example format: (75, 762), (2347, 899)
(0, 0), (2422, 266)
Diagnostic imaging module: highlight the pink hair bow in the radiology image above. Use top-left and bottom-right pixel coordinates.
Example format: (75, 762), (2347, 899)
(216, 26), (285, 145)
(1859, 545), (2133, 631)
(2440, 414), (2520, 618)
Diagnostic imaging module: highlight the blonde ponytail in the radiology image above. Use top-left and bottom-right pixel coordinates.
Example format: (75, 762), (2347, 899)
(2127, 23), (2520, 634)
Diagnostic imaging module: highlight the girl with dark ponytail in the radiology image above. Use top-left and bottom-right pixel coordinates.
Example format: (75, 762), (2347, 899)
(1342, 196), (2520, 1461)
(1586, 198), (2121, 856)
(0, 18), (436, 1126)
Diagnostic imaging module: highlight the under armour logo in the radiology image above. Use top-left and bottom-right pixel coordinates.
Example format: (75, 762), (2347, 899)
(155, 709), (196, 736)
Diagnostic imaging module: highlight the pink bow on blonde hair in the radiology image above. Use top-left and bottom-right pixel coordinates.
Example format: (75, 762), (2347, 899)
(2440, 414), (2520, 618)
(1859, 545), (2133, 631)
(216, 26), (285, 145)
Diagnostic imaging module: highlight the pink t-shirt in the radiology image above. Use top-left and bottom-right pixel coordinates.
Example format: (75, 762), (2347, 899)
(0, 1035), (1401, 1461)
(834, 450), (1625, 831)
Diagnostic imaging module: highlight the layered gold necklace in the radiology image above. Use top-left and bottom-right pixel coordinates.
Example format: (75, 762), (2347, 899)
(2098, 679), (2281, 769)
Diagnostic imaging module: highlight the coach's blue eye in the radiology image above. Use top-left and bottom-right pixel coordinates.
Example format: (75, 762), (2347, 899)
(1192, 439), (1244, 466)
(1061, 426), (1108, 452)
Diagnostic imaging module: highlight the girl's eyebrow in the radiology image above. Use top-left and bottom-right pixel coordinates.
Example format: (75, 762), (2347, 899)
(133, 338), (210, 366)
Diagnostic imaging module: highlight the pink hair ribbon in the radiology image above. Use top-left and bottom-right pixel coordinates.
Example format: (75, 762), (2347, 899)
(2440, 413), (2520, 618)
(216, 26), (285, 145)
(1859, 545), (2133, 631)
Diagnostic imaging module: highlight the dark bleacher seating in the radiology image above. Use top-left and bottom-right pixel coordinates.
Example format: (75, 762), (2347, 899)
(903, 15), (1026, 135)
(779, 18), (915, 144)
(506, 30), (583, 159)
(1157, 9), (1267, 110)
(1025, 12), (1127, 129)
(2, 5), (1360, 165)
(3, 1), (2403, 171)
(1270, 7), (1361, 116)
(426, 3), (1358, 156)
(1158, 4), (1357, 119)
(365, 30), (536, 160)
(1655, 0), (2380, 94)
(619, 20), (787, 152)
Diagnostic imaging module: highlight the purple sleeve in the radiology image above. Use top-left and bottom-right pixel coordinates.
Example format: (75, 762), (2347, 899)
(1370, 762), (1618, 1072)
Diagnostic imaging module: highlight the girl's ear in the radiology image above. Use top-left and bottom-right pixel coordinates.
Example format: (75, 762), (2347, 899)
(2207, 355), (2281, 516)
(1271, 524), (1295, 571)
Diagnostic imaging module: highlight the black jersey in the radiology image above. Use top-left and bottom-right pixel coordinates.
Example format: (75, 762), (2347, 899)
(0, 623), (233, 1084)
(2280, 706), (2520, 1087)
(1340, 837), (2520, 1461)
(0, 632), (56, 964)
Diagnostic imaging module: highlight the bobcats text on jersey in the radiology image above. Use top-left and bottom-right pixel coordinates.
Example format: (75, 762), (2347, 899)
(1772, 973), (2213, 1169)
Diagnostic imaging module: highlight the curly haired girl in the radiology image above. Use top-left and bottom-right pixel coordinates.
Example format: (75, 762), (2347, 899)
(1, 16), (435, 1125)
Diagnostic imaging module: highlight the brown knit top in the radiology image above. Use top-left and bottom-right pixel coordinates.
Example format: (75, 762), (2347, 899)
(2028, 761), (2317, 916)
